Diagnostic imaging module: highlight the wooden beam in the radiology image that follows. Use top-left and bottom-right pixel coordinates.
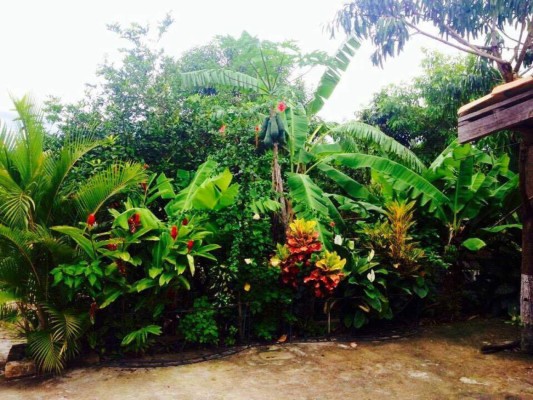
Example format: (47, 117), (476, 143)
(519, 133), (533, 353)
(458, 96), (533, 143)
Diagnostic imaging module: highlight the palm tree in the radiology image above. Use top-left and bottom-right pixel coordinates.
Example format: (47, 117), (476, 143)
(0, 96), (147, 372)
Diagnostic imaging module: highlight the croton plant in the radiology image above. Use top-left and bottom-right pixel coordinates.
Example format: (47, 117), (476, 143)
(270, 219), (346, 298)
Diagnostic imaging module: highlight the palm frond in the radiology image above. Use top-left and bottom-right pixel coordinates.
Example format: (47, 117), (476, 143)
(39, 133), (111, 224)
(74, 162), (147, 217)
(28, 306), (84, 374)
(0, 180), (35, 228)
(9, 96), (46, 186)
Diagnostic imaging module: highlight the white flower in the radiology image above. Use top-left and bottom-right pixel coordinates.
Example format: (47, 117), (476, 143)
(244, 258), (253, 265)
(334, 234), (343, 246)
(252, 213), (261, 220)
(367, 269), (376, 283)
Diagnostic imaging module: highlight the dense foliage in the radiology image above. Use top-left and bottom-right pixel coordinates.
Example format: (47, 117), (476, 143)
(0, 17), (522, 373)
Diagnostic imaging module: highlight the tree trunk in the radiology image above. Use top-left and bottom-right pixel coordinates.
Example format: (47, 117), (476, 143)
(271, 143), (290, 242)
(519, 133), (533, 353)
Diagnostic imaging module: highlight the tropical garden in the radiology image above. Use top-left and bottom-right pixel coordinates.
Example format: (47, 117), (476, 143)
(0, 6), (527, 375)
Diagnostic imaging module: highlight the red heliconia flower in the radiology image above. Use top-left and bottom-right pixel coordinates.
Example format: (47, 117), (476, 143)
(219, 125), (226, 133)
(277, 101), (287, 112)
(182, 218), (189, 226)
(140, 182), (148, 192)
(106, 243), (118, 251)
(171, 225), (178, 240)
(87, 213), (96, 227)
(187, 240), (194, 252)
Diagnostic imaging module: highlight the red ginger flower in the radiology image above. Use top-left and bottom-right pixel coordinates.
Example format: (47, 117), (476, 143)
(87, 214), (96, 227)
(277, 101), (287, 112)
(171, 225), (178, 240)
(128, 213), (141, 233)
(187, 240), (194, 252)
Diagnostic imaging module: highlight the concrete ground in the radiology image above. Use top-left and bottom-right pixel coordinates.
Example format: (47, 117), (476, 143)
(0, 319), (532, 399)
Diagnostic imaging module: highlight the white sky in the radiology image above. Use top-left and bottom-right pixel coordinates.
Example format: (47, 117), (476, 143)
(0, 0), (459, 124)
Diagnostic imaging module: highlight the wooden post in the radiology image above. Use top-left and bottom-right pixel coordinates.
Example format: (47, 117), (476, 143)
(519, 133), (533, 352)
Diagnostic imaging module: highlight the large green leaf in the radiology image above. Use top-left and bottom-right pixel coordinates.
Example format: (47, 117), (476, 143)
(166, 160), (217, 214)
(317, 163), (370, 199)
(325, 153), (448, 207)
(285, 105), (309, 169)
(462, 238), (486, 251)
(51, 226), (96, 260)
(287, 173), (337, 245)
(329, 121), (426, 173)
(307, 36), (360, 115)
(180, 69), (265, 93)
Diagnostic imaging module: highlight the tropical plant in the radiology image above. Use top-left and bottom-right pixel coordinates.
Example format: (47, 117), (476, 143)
(180, 35), (448, 246)
(179, 296), (219, 345)
(423, 141), (520, 249)
(50, 162), (236, 355)
(331, 0), (533, 82)
(0, 96), (147, 373)
(271, 219), (346, 298)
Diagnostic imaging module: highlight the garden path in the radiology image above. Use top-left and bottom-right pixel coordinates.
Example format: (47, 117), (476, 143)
(0, 319), (532, 399)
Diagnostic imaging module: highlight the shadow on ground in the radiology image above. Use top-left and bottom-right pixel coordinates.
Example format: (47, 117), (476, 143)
(1, 319), (532, 399)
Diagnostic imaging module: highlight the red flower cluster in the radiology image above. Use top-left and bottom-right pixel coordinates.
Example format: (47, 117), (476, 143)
(187, 240), (194, 252)
(182, 218), (189, 226)
(128, 213), (141, 233)
(106, 243), (118, 251)
(116, 259), (127, 276)
(277, 101), (287, 112)
(87, 214), (96, 227)
(171, 225), (178, 240)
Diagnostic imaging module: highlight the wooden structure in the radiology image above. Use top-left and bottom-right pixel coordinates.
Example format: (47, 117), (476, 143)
(458, 77), (533, 353)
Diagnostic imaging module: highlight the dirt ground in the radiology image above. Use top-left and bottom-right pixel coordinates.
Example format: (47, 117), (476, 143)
(0, 319), (532, 399)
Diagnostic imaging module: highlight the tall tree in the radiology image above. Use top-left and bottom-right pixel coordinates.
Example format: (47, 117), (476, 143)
(359, 51), (502, 162)
(330, 0), (533, 82)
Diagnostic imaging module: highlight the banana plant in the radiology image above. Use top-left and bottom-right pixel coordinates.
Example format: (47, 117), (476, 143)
(424, 141), (520, 249)
(179, 37), (448, 245)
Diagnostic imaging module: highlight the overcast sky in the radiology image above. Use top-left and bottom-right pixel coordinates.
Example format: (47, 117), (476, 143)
(0, 0), (459, 124)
